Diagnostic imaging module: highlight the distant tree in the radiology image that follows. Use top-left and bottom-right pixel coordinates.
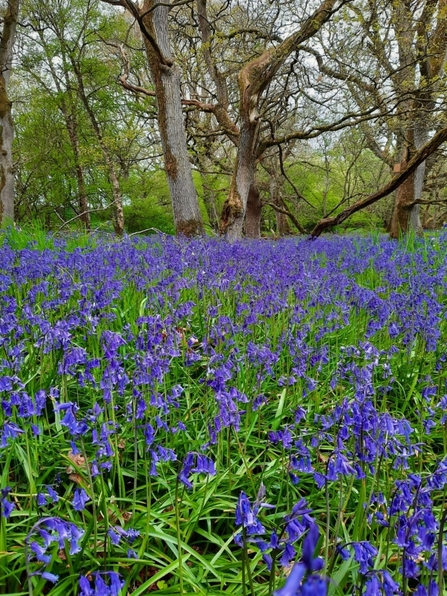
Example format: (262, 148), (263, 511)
(22, 0), (127, 234)
(0, 0), (20, 225)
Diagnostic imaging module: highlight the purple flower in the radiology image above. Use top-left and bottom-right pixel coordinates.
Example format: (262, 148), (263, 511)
(235, 491), (266, 536)
(178, 452), (216, 489)
(79, 571), (124, 596)
(273, 561), (306, 596)
(352, 541), (378, 574)
(36, 493), (48, 507)
(29, 541), (51, 564)
(0, 487), (14, 519)
(30, 571), (59, 583)
(301, 524), (323, 572)
(73, 488), (90, 511)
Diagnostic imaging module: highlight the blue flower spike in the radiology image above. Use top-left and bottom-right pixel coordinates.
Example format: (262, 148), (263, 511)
(274, 524), (326, 596)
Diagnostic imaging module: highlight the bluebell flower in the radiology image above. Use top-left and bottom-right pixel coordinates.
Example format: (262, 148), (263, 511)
(235, 491), (266, 535)
(80, 571), (124, 595)
(351, 541), (378, 574)
(73, 488), (90, 511)
(36, 493), (48, 507)
(273, 561), (306, 596)
(29, 541), (51, 564)
(30, 571), (59, 583)
(0, 487), (14, 519)
(178, 452), (216, 488)
(364, 575), (380, 595)
(298, 576), (327, 595)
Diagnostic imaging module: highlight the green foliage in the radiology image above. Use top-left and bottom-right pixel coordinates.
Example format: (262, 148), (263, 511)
(122, 169), (174, 234)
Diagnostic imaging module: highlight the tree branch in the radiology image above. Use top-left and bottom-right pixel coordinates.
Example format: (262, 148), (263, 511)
(100, 0), (173, 66)
(310, 125), (447, 237)
(278, 144), (315, 209)
(258, 106), (381, 154)
(267, 202), (307, 234)
(56, 201), (117, 231)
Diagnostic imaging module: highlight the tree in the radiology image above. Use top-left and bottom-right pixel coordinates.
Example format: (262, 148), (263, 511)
(101, 0), (204, 236)
(387, 0), (447, 237)
(218, 0), (347, 239)
(0, 0), (20, 225)
(310, 125), (447, 236)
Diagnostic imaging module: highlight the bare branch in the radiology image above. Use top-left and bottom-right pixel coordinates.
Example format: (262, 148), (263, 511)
(259, 106), (381, 154)
(139, 0), (194, 19)
(100, 0), (173, 66)
(225, 28), (283, 43)
(57, 201), (117, 231)
(266, 202), (306, 234)
(278, 145), (315, 209)
(310, 125), (447, 237)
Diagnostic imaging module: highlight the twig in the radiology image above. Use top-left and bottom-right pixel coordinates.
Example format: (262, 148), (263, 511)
(56, 201), (116, 231)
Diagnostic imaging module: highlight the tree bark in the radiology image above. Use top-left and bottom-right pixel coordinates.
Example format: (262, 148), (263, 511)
(389, 123), (429, 238)
(245, 183), (261, 238)
(66, 117), (91, 231)
(387, 0), (447, 237)
(0, 0), (20, 226)
(141, 0), (203, 236)
(270, 177), (290, 236)
(220, 125), (257, 240)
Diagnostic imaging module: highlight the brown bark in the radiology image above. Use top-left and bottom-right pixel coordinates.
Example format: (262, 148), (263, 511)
(0, 0), (20, 225)
(245, 184), (261, 238)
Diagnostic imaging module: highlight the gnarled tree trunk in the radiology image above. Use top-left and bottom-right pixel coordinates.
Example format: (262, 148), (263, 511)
(219, 0), (342, 239)
(0, 0), (20, 226)
(220, 125), (257, 240)
(389, 123), (428, 238)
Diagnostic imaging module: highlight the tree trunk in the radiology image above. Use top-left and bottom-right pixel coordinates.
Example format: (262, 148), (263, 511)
(220, 125), (257, 240)
(142, 1), (203, 236)
(200, 175), (219, 232)
(245, 183), (261, 238)
(66, 119), (90, 230)
(270, 178), (290, 236)
(310, 125), (447, 236)
(70, 58), (124, 236)
(0, 0), (20, 226)
(389, 124), (427, 238)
